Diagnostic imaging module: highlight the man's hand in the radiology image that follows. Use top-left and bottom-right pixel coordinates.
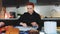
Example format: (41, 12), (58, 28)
(0, 22), (5, 27)
(20, 22), (27, 27)
(31, 22), (38, 27)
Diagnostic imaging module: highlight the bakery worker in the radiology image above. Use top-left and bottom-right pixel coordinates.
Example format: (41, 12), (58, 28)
(18, 2), (42, 31)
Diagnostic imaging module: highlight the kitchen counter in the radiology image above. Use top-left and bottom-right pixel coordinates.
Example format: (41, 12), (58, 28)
(41, 18), (60, 27)
(0, 18), (60, 26)
(41, 18), (60, 20)
(0, 18), (19, 20)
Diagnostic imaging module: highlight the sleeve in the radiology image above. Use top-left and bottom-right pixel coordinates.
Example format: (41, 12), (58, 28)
(17, 13), (28, 26)
(18, 14), (25, 22)
(36, 14), (41, 25)
(19, 15), (24, 22)
(36, 15), (43, 31)
(16, 15), (25, 26)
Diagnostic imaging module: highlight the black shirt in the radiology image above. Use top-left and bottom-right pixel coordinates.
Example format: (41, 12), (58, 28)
(18, 11), (42, 30)
(0, 11), (42, 31)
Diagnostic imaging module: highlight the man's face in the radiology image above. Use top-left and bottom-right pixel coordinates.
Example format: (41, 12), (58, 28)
(26, 5), (34, 13)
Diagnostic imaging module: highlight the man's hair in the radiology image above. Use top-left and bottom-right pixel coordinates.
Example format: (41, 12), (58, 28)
(26, 2), (34, 7)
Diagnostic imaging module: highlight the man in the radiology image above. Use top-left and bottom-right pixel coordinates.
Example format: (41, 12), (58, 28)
(19, 2), (42, 31)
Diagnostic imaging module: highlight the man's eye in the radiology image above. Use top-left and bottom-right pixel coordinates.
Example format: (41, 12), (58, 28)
(30, 8), (32, 9)
(27, 8), (29, 9)
(27, 8), (32, 9)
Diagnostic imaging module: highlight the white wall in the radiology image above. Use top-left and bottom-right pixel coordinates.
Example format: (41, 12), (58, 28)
(50, 5), (60, 17)
(6, 7), (17, 12)
(17, 5), (52, 17)
(6, 5), (60, 17)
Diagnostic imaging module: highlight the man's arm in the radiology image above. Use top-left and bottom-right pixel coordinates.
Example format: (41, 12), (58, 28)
(37, 15), (42, 31)
(17, 14), (27, 27)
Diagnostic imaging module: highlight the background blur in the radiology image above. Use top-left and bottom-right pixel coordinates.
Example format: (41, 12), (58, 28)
(2, 0), (60, 18)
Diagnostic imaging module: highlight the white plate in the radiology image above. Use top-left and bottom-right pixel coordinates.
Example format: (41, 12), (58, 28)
(15, 26), (36, 31)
